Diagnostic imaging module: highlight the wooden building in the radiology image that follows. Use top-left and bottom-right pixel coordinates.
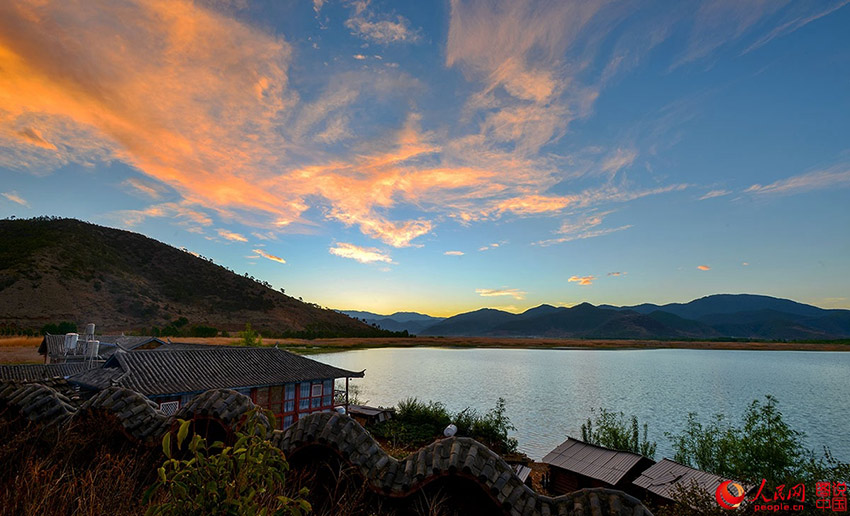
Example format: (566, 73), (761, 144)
(541, 437), (655, 496)
(632, 458), (751, 507)
(347, 404), (394, 427)
(69, 347), (363, 425)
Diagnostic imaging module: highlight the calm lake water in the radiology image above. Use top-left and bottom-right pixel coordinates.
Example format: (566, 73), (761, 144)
(307, 347), (850, 461)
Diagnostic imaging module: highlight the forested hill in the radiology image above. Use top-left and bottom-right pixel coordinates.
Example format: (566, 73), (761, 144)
(0, 217), (382, 337)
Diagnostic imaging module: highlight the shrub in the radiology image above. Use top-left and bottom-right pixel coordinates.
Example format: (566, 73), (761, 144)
(669, 395), (849, 486)
(581, 408), (657, 459)
(240, 323), (263, 347)
(371, 397), (518, 455)
(144, 411), (310, 516)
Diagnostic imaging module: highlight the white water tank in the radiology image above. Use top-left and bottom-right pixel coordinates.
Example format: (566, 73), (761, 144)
(87, 340), (100, 360)
(444, 424), (457, 437)
(64, 333), (78, 352)
(85, 323), (95, 338)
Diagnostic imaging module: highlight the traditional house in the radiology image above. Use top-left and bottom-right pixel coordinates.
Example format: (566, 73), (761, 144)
(68, 347), (364, 426)
(541, 437), (655, 496)
(39, 333), (166, 364)
(632, 458), (751, 507)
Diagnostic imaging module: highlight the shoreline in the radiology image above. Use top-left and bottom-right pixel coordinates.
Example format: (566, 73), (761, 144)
(277, 336), (850, 354)
(1, 336), (847, 364)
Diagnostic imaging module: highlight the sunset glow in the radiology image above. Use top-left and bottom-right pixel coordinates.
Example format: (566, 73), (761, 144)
(2, 0), (849, 316)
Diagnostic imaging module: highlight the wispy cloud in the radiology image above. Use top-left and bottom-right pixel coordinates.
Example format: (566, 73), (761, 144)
(568, 275), (596, 286)
(345, 2), (421, 44)
(607, 271), (626, 277)
(329, 242), (393, 264)
(352, 54), (367, 60)
(599, 148), (638, 176)
(743, 1), (850, 54)
(699, 189), (731, 200)
(478, 242), (501, 252)
(537, 211), (632, 246)
(122, 177), (166, 199)
(697, 265), (711, 271)
(745, 165), (850, 196)
(444, 250), (464, 256)
(253, 248), (286, 264)
(251, 231), (277, 241)
(475, 288), (526, 300)
(117, 202), (213, 228)
(1, 191), (29, 207)
(218, 229), (248, 242)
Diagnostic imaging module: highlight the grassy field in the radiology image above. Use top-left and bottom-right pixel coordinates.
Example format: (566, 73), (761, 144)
(1, 335), (846, 365)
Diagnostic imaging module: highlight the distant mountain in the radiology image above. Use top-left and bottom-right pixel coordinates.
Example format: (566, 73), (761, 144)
(418, 296), (850, 340)
(0, 218), (385, 336)
(602, 294), (830, 319)
(419, 308), (515, 336)
(338, 310), (444, 334)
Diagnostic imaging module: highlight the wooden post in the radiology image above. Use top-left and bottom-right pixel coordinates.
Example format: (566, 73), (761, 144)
(345, 377), (350, 415)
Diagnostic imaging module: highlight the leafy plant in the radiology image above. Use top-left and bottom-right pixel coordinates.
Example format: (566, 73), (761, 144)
(581, 408), (657, 458)
(669, 395), (848, 486)
(144, 410), (310, 516)
(240, 323), (263, 347)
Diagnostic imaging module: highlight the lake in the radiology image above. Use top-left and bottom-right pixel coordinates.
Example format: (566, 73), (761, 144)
(307, 347), (850, 461)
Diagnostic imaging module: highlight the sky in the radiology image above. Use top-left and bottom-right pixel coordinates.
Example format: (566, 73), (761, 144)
(1, 0), (849, 317)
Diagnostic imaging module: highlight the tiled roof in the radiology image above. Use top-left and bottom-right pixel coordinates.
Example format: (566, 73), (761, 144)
(39, 334), (165, 358)
(632, 458), (745, 502)
(69, 347), (364, 396)
(541, 437), (651, 486)
(0, 363), (90, 382)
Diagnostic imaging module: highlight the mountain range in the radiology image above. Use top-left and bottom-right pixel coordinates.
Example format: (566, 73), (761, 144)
(0, 217), (381, 336)
(3, 218), (847, 341)
(343, 294), (850, 341)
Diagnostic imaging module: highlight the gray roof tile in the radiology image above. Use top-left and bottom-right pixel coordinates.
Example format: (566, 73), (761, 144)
(69, 347), (363, 396)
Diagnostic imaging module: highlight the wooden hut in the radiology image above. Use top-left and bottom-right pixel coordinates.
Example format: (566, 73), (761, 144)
(541, 437), (655, 496)
(632, 458), (751, 507)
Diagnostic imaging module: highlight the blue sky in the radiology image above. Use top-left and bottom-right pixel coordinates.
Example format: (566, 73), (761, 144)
(1, 0), (849, 316)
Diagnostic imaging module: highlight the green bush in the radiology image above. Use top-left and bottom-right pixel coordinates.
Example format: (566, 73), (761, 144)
(581, 408), (657, 459)
(240, 323), (263, 347)
(371, 397), (518, 455)
(669, 395), (849, 486)
(144, 410), (310, 516)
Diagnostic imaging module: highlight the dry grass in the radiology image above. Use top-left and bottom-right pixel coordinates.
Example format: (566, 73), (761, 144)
(0, 336), (40, 348)
(0, 335), (846, 365)
(0, 337), (42, 364)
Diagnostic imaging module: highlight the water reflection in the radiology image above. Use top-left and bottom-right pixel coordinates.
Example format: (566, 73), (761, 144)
(308, 347), (850, 461)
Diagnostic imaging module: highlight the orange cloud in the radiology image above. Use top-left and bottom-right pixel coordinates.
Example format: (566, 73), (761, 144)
(0, 0), (690, 251)
(444, 250), (464, 256)
(253, 248), (286, 264)
(475, 288), (526, 300)
(329, 242), (393, 264)
(697, 265), (711, 271)
(117, 202), (212, 228)
(568, 275), (596, 286)
(496, 195), (572, 215)
(1, 191), (29, 207)
(122, 177), (165, 199)
(218, 229), (248, 242)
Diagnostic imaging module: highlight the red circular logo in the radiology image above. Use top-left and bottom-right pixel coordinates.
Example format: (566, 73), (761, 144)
(716, 480), (746, 510)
